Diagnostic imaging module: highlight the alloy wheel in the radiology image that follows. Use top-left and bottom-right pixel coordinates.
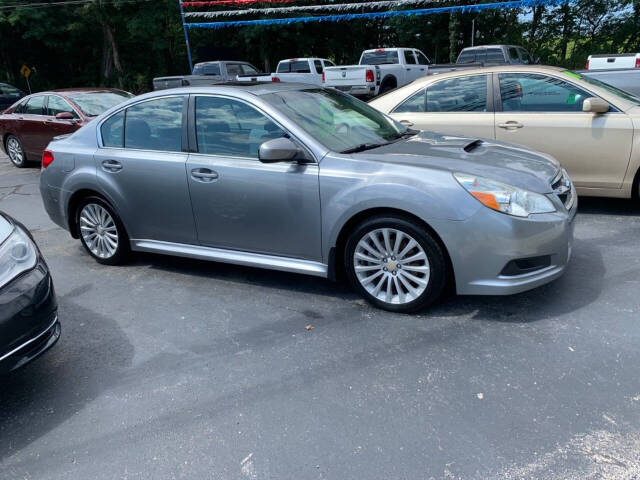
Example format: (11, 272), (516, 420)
(79, 203), (119, 259)
(6, 137), (24, 166)
(353, 228), (430, 305)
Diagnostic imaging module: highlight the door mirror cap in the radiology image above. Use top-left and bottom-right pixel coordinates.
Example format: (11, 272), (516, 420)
(259, 137), (306, 163)
(582, 97), (609, 113)
(55, 112), (74, 120)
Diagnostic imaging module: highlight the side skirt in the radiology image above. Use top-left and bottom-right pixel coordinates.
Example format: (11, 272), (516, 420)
(130, 239), (328, 278)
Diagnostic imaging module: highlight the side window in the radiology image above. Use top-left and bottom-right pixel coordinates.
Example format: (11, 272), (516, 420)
(314, 60), (324, 74)
(13, 99), (28, 114)
(499, 73), (593, 112)
(276, 62), (290, 73)
(426, 75), (488, 112)
(47, 95), (77, 117)
(518, 48), (533, 64)
(403, 50), (417, 65)
(416, 51), (430, 65)
(486, 48), (506, 64)
(323, 60), (335, 68)
(392, 89), (426, 113)
(124, 96), (183, 151)
(24, 96), (45, 115)
(508, 48), (521, 63)
(291, 61), (311, 73)
(241, 64), (260, 75)
(101, 111), (125, 148)
(226, 64), (242, 77)
(195, 96), (286, 158)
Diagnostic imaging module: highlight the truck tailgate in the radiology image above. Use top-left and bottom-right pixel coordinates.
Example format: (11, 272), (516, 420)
(153, 76), (187, 90)
(324, 66), (368, 87)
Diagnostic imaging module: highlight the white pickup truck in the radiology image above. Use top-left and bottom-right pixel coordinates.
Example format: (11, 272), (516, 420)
(585, 53), (640, 70)
(236, 58), (335, 85)
(323, 48), (431, 97)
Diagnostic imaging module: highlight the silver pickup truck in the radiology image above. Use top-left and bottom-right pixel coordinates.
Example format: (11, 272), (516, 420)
(153, 61), (263, 90)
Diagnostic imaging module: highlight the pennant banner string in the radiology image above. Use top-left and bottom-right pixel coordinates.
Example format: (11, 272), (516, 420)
(182, 0), (298, 7)
(185, 0), (455, 18)
(185, 0), (576, 29)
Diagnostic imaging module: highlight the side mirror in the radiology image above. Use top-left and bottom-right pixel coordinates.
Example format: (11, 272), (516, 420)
(55, 112), (74, 120)
(258, 137), (305, 163)
(582, 97), (609, 113)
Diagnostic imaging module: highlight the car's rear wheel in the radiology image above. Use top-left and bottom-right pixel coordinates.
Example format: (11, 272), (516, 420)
(77, 197), (130, 265)
(6, 135), (27, 168)
(345, 215), (448, 313)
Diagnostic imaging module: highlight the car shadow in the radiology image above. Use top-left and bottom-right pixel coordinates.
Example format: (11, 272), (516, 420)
(0, 288), (135, 462)
(577, 196), (640, 215)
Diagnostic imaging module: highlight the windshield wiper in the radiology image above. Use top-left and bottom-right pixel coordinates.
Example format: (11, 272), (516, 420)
(389, 129), (419, 140)
(341, 142), (388, 154)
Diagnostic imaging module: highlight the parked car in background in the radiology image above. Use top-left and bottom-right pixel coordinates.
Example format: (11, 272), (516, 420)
(153, 60), (263, 90)
(585, 53), (640, 70)
(324, 48), (431, 97)
(425, 44), (539, 75)
(40, 84), (574, 313)
(580, 53), (640, 97)
(0, 211), (59, 374)
(0, 88), (132, 168)
(370, 65), (640, 199)
(0, 83), (25, 111)
(236, 58), (335, 85)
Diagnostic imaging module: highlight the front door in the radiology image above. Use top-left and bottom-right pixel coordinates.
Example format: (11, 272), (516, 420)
(389, 73), (495, 139)
(186, 95), (322, 261)
(494, 72), (633, 189)
(95, 95), (197, 245)
(44, 95), (82, 138)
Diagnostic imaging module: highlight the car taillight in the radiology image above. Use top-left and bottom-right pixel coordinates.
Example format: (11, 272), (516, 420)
(635, 57), (640, 69)
(42, 150), (54, 169)
(365, 69), (374, 83)
(321, 72), (325, 83)
(271, 76), (280, 82)
(585, 59), (590, 70)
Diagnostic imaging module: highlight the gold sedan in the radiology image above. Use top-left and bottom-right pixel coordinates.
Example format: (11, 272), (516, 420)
(369, 65), (640, 199)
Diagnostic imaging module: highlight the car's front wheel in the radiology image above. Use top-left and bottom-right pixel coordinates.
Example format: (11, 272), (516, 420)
(77, 197), (130, 265)
(6, 135), (27, 168)
(345, 215), (448, 313)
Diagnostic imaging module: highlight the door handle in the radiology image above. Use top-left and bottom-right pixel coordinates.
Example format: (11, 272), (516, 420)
(406, 68), (412, 71)
(498, 121), (524, 129)
(101, 160), (123, 172)
(191, 168), (219, 182)
(399, 120), (414, 126)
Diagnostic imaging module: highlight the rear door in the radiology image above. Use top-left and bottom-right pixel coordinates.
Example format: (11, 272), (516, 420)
(95, 95), (197, 244)
(401, 50), (419, 83)
(494, 72), (633, 189)
(19, 95), (47, 157)
(388, 73), (495, 138)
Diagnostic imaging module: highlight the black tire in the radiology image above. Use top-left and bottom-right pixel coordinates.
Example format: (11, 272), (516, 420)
(76, 196), (130, 265)
(5, 135), (28, 168)
(379, 79), (397, 95)
(344, 215), (448, 313)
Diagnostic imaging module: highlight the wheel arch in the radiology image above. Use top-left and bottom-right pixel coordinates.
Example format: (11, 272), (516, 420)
(67, 188), (121, 239)
(328, 207), (455, 290)
(633, 165), (640, 200)
(380, 75), (398, 89)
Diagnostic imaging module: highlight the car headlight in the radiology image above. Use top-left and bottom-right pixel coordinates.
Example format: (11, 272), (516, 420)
(0, 226), (38, 289)
(454, 173), (556, 217)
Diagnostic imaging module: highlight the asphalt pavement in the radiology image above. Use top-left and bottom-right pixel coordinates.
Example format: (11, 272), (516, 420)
(1, 157), (639, 480)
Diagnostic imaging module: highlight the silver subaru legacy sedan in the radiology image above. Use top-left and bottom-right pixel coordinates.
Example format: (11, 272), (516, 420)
(39, 83), (576, 312)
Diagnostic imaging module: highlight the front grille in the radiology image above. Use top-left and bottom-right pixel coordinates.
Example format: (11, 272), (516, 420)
(551, 169), (574, 211)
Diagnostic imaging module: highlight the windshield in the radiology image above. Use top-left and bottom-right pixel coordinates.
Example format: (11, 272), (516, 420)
(69, 91), (133, 117)
(262, 88), (408, 152)
(565, 70), (640, 106)
(360, 50), (399, 65)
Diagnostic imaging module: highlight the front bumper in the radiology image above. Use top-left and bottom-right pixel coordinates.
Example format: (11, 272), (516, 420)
(0, 258), (59, 374)
(432, 198), (576, 296)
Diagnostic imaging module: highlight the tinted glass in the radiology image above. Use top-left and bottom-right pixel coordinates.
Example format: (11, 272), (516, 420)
(314, 60), (323, 73)
(393, 89), (426, 113)
(518, 48), (533, 64)
(69, 92), (132, 117)
(457, 51), (476, 63)
(0, 83), (21, 96)
(290, 61), (311, 73)
(195, 96), (286, 158)
(226, 64), (242, 76)
(403, 50), (417, 65)
(324, 60), (335, 67)
(193, 63), (221, 75)
(360, 50), (399, 65)
(241, 64), (260, 75)
(416, 52), (430, 65)
(426, 75), (488, 112)
(508, 47), (520, 62)
(499, 73), (593, 112)
(24, 96), (45, 115)
(101, 111), (124, 147)
(262, 88), (407, 152)
(47, 95), (77, 117)
(486, 48), (505, 63)
(276, 62), (290, 73)
(124, 96), (183, 151)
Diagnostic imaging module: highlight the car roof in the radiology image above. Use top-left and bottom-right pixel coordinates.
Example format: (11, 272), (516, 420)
(25, 88), (127, 97)
(149, 81), (317, 97)
(425, 64), (565, 78)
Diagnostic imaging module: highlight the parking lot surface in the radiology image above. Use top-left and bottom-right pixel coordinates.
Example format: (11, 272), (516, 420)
(1, 157), (639, 480)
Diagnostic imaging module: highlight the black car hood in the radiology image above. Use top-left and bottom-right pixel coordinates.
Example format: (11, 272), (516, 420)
(358, 131), (561, 193)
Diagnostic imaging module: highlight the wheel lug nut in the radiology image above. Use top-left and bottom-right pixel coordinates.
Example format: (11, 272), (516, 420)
(391, 256), (396, 261)
(392, 270), (397, 275)
(383, 267), (388, 271)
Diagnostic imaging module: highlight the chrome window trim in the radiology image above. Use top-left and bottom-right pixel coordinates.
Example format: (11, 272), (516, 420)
(192, 93), (319, 164)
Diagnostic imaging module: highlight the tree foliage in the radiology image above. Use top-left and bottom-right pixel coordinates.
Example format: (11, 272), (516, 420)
(0, 0), (638, 93)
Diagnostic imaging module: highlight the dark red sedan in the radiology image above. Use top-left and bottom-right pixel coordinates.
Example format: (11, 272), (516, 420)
(0, 88), (133, 168)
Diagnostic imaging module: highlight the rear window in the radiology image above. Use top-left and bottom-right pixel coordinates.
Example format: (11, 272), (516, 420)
(314, 60), (323, 74)
(360, 50), (399, 65)
(193, 63), (221, 76)
(485, 48), (506, 63)
(457, 50), (476, 64)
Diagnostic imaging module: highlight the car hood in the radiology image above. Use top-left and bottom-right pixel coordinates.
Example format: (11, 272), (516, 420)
(357, 131), (561, 193)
